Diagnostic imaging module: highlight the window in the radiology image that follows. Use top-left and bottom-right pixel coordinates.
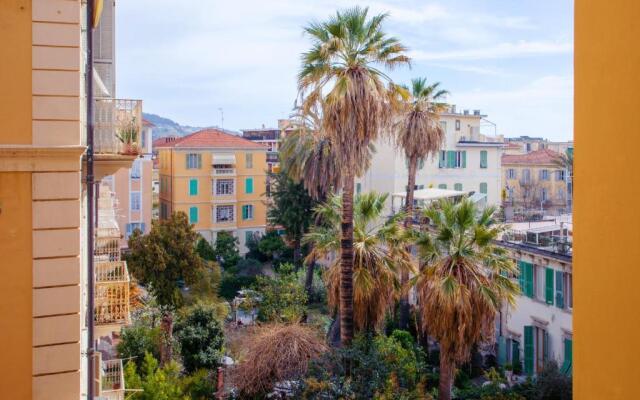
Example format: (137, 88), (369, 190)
(189, 178), (198, 196)
(356, 182), (362, 194)
(126, 222), (146, 239)
(245, 230), (257, 244)
(186, 153), (202, 169)
(438, 184), (447, 189)
(507, 169), (516, 179)
(440, 150), (466, 168)
(556, 170), (566, 181)
(131, 159), (141, 179)
(438, 151), (446, 168)
(524, 326), (549, 375)
(540, 169), (550, 180)
(216, 205), (234, 222)
(507, 338), (521, 369)
(518, 261), (534, 298)
(541, 188), (548, 202)
(454, 183), (462, 191)
(455, 119), (460, 131)
(479, 182), (488, 194)
(189, 206), (198, 224)
(245, 177), (254, 194)
(160, 202), (168, 219)
(522, 169), (531, 183)
(215, 179), (234, 195)
(534, 265), (546, 301)
(557, 187), (565, 201)
(440, 121), (447, 132)
(562, 338), (572, 375)
(526, 143), (532, 152)
(479, 150), (488, 168)
(245, 153), (253, 168)
(130, 192), (141, 211)
(405, 157), (425, 170)
(242, 204), (254, 220)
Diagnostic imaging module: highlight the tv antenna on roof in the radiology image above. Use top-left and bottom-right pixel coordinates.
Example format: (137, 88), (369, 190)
(218, 107), (224, 130)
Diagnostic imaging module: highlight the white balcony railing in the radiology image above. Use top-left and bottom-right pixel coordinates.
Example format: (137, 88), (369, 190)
(212, 168), (236, 175)
(101, 359), (126, 400)
(95, 99), (143, 155)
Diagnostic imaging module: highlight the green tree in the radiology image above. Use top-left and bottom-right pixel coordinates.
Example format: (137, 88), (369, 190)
(127, 212), (205, 364)
(195, 236), (216, 261)
(257, 230), (288, 261)
(117, 325), (162, 369)
(253, 263), (308, 323)
(413, 199), (520, 400)
(299, 6), (410, 344)
(123, 352), (187, 400)
(213, 231), (240, 270)
(268, 170), (316, 264)
(305, 192), (413, 333)
(174, 304), (225, 373)
(392, 77), (448, 329)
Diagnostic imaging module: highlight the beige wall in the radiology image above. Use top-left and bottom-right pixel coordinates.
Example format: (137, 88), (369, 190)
(502, 163), (568, 207)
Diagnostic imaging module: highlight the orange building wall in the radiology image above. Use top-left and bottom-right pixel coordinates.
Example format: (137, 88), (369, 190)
(574, 1), (640, 398)
(0, 173), (33, 398)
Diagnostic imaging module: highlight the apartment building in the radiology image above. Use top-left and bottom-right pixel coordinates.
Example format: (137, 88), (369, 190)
(157, 129), (268, 253)
(496, 218), (573, 376)
(506, 136), (574, 156)
(358, 106), (505, 209)
(502, 149), (570, 213)
(0, 1), (137, 398)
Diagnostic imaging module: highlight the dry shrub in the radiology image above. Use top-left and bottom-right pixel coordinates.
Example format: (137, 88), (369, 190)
(231, 324), (328, 397)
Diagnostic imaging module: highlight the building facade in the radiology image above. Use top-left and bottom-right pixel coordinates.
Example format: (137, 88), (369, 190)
(158, 129), (268, 253)
(357, 107), (505, 209)
(502, 149), (570, 213)
(496, 220), (573, 377)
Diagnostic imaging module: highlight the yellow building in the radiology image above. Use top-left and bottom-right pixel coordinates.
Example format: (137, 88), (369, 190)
(502, 149), (570, 213)
(158, 129), (268, 253)
(0, 1), (137, 398)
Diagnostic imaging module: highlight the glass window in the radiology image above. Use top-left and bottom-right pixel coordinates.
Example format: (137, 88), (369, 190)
(242, 204), (254, 220)
(540, 169), (550, 180)
(216, 205), (234, 222)
(245, 153), (253, 168)
(186, 153), (202, 169)
(215, 179), (234, 195)
(131, 159), (141, 179)
(454, 183), (462, 191)
(130, 192), (141, 211)
(480, 150), (488, 168)
(438, 184), (447, 189)
(455, 119), (460, 131)
(522, 169), (531, 183)
(480, 182), (488, 194)
(507, 169), (516, 179)
(556, 170), (566, 181)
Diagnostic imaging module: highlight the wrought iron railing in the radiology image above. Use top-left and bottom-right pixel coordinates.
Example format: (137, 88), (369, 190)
(95, 261), (130, 326)
(95, 99), (143, 155)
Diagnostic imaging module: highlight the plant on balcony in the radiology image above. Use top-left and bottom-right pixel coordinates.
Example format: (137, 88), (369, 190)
(117, 116), (140, 155)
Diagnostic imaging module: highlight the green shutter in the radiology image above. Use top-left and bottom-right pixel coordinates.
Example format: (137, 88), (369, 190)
(480, 150), (488, 168)
(518, 261), (526, 293)
(512, 340), (520, 367)
(480, 182), (488, 194)
(189, 206), (198, 224)
(524, 262), (534, 298)
(197, 154), (202, 169)
(418, 157), (425, 169)
(454, 183), (462, 191)
(545, 268), (555, 305)
(543, 331), (550, 362)
(245, 177), (254, 194)
(447, 151), (455, 168)
(189, 178), (198, 196)
(562, 338), (572, 375)
(498, 336), (507, 365)
(439, 151), (445, 168)
(524, 326), (534, 375)
(556, 271), (565, 308)
(461, 151), (467, 168)
(438, 184), (447, 189)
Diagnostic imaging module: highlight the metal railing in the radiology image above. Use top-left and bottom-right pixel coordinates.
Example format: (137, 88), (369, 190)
(95, 260), (131, 326)
(212, 168), (236, 175)
(95, 99), (142, 155)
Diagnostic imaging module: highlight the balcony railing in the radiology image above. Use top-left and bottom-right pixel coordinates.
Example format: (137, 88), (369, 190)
(95, 99), (143, 155)
(95, 227), (122, 262)
(95, 260), (131, 326)
(212, 168), (236, 175)
(101, 358), (127, 400)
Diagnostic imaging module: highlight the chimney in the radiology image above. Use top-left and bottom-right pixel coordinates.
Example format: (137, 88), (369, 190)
(451, 104), (456, 113)
(463, 109), (469, 115)
(473, 109), (481, 116)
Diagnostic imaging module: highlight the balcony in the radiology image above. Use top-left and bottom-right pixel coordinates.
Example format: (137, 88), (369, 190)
(95, 260), (131, 326)
(212, 168), (236, 176)
(266, 152), (279, 163)
(100, 358), (129, 400)
(92, 98), (142, 179)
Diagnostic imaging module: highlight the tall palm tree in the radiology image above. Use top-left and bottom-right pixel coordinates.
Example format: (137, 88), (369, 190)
(298, 6), (409, 344)
(305, 192), (413, 334)
(393, 77), (448, 329)
(413, 199), (519, 400)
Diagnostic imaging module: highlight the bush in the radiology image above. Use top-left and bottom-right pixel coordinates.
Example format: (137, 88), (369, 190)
(117, 325), (162, 369)
(219, 273), (257, 300)
(123, 352), (185, 400)
(174, 304), (225, 373)
(253, 263), (307, 323)
(236, 258), (263, 277)
(180, 369), (217, 400)
(532, 362), (572, 400)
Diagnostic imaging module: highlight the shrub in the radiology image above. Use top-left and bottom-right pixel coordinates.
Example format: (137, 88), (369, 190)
(532, 362), (572, 400)
(219, 274), (257, 300)
(117, 325), (162, 369)
(180, 369), (217, 400)
(253, 263), (307, 323)
(174, 304), (225, 374)
(123, 352), (185, 400)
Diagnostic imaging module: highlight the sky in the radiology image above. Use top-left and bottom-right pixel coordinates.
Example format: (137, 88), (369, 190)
(116, 0), (573, 141)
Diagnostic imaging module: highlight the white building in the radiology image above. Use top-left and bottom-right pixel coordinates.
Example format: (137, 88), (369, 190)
(496, 217), (573, 377)
(357, 107), (505, 210)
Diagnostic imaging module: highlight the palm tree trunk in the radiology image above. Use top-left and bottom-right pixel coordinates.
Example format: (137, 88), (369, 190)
(293, 238), (302, 267)
(439, 355), (453, 400)
(159, 311), (173, 365)
(399, 155), (418, 330)
(304, 252), (316, 296)
(339, 172), (355, 345)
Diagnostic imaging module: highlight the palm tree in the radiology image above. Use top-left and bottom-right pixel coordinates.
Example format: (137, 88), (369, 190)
(305, 192), (413, 334)
(298, 6), (410, 344)
(393, 77), (448, 329)
(413, 199), (519, 400)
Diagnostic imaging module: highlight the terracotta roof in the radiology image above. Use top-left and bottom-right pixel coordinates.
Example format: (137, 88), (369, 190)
(153, 136), (180, 148)
(142, 119), (155, 127)
(156, 129), (267, 149)
(502, 148), (561, 165)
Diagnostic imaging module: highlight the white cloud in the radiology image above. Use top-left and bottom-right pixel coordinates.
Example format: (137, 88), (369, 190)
(410, 40), (572, 61)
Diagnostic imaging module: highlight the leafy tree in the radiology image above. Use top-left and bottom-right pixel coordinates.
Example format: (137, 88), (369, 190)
(123, 352), (186, 400)
(180, 369), (217, 400)
(392, 77), (448, 329)
(127, 212), (205, 364)
(213, 231), (240, 270)
(304, 192), (413, 333)
(219, 274), (257, 301)
(257, 230), (287, 260)
(183, 261), (222, 306)
(195, 236), (216, 261)
(117, 325), (162, 369)
(298, 6), (410, 344)
(268, 170), (316, 264)
(413, 199), (520, 400)
(174, 304), (225, 373)
(252, 263), (308, 323)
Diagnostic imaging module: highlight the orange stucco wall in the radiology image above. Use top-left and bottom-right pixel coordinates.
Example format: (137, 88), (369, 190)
(0, 173), (33, 398)
(0, 0), (32, 144)
(574, 1), (640, 398)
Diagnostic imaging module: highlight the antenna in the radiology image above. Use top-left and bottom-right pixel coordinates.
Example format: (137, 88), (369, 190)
(218, 107), (224, 130)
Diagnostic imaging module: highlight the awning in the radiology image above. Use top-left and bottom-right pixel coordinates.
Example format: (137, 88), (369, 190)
(392, 188), (468, 201)
(212, 153), (236, 164)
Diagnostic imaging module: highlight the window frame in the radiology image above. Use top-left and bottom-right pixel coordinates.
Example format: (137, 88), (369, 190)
(215, 178), (235, 196)
(130, 191), (141, 211)
(242, 204), (254, 220)
(215, 205), (235, 223)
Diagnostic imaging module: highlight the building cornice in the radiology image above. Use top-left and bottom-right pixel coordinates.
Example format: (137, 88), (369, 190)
(0, 145), (86, 172)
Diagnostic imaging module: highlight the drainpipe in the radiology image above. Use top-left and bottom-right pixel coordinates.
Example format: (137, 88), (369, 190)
(86, 0), (96, 398)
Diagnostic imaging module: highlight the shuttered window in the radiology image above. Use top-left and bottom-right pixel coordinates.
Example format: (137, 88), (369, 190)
(524, 326), (534, 375)
(189, 206), (198, 224)
(480, 150), (488, 168)
(518, 261), (534, 298)
(545, 267), (555, 305)
(562, 338), (573, 375)
(242, 204), (254, 220)
(189, 178), (198, 196)
(439, 151), (446, 168)
(245, 178), (254, 194)
(438, 184), (447, 189)
(454, 183), (462, 191)
(479, 182), (488, 194)
(556, 270), (565, 308)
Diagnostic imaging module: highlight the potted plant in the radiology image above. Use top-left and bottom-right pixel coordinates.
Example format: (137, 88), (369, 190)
(116, 117), (140, 155)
